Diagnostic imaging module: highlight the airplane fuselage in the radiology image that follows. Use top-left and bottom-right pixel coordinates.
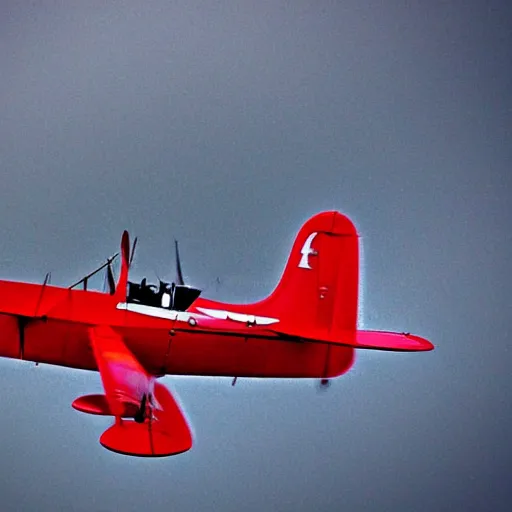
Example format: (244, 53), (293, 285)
(0, 280), (355, 379)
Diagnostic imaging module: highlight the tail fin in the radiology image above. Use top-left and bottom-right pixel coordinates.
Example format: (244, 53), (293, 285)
(249, 211), (359, 337)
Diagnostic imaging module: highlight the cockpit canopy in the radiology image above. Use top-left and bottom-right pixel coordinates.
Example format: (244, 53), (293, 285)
(127, 278), (201, 312)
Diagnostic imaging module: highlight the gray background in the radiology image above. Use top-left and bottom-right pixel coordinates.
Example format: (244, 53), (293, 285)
(1, 1), (511, 511)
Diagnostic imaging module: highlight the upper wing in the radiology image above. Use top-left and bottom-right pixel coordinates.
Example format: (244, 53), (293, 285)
(73, 325), (192, 457)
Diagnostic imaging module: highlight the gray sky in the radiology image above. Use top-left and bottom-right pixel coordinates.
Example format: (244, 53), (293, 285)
(1, 1), (511, 511)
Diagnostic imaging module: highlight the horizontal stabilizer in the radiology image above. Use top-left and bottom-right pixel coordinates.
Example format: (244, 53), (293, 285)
(275, 327), (433, 352)
(352, 330), (433, 352)
(99, 382), (192, 457)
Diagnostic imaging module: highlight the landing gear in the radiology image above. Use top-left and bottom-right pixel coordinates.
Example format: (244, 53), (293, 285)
(134, 394), (150, 423)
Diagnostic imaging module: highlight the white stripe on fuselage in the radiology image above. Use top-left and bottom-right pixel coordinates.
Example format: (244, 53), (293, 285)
(116, 303), (279, 326)
(195, 307), (279, 325)
(117, 303), (196, 322)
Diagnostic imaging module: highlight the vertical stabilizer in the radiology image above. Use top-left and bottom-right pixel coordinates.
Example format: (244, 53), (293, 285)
(208, 211), (359, 338)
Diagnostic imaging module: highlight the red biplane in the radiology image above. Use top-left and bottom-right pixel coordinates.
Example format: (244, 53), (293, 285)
(0, 211), (433, 457)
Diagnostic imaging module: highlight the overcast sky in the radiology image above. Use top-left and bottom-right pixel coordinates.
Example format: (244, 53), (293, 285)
(1, 1), (511, 511)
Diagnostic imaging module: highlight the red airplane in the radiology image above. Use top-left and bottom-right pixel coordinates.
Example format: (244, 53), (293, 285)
(0, 211), (433, 457)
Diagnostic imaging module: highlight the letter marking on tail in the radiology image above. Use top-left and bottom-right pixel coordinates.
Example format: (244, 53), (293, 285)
(298, 232), (318, 269)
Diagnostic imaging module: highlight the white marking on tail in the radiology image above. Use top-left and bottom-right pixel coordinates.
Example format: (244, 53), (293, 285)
(298, 232), (318, 269)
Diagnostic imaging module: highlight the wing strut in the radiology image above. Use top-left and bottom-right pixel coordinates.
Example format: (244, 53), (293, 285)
(69, 253), (118, 291)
